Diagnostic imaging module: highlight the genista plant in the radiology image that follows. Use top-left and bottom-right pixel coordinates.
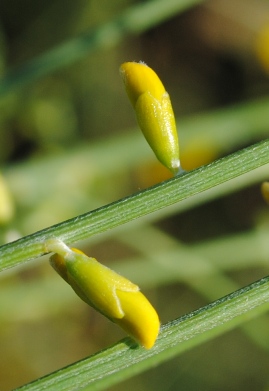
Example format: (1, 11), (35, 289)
(1, 1), (269, 391)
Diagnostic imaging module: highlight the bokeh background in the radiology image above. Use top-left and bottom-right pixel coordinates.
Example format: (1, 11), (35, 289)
(1, 0), (269, 390)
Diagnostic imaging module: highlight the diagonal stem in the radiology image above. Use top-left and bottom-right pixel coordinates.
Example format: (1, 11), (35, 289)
(0, 139), (268, 272)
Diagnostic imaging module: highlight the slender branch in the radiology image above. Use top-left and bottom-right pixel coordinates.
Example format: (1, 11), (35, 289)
(4, 96), (269, 209)
(0, 139), (268, 272)
(14, 274), (269, 391)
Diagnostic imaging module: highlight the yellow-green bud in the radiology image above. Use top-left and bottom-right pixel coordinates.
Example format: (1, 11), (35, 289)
(120, 61), (180, 175)
(46, 238), (160, 349)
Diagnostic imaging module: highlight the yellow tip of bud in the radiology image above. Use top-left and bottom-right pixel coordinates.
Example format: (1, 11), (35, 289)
(115, 289), (159, 349)
(120, 61), (166, 106)
(46, 239), (160, 348)
(120, 61), (180, 175)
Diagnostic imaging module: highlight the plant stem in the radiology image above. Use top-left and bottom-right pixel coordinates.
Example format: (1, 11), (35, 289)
(0, 139), (268, 272)
(14, 274), (269, 391)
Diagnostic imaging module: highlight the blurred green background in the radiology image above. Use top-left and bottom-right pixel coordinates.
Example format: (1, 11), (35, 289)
(1, 0), (269, 390)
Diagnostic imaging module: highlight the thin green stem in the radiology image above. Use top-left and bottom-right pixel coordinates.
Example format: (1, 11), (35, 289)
(5, 97), (269, 210)
(14, 274), (269, 391)
(0, 138), (268, 272)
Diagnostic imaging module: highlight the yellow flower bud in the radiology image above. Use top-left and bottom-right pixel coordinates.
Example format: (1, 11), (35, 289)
(46, 238), (160, 349)
(120, 61), (180, 175)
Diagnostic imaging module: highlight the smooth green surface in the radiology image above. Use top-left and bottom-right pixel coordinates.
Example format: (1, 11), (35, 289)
(15, 274), (269, 391)
(0, 138), (268, 272)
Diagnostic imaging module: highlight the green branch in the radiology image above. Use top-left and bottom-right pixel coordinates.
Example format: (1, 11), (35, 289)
(5, 96), (269, 210)
(0, 138), (268, 272)
(15, 274), (269, 391)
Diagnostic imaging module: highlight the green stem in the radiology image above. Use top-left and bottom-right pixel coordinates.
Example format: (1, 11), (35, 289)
(14, 274), (269, 391)
(4, 97), (269, 210)
(0, 138), (268, 272)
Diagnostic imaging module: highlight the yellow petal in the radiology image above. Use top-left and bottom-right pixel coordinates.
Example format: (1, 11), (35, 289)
(120, 61), (165, 106)
(120, 61), (180, 175)
(115, 289), (160, 349)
